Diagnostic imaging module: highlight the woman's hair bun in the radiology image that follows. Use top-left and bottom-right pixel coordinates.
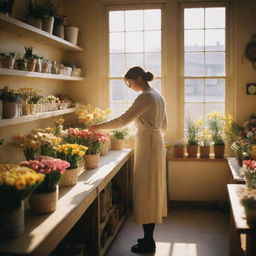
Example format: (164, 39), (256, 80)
(143, 71), (154, 82)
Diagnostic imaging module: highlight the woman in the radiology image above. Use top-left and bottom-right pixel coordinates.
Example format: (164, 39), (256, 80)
(88, 66), (167, 254)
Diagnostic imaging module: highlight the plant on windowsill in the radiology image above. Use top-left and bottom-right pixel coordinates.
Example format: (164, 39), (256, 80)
(172, 141), (185, 158)
(199, 128), (211, 158)
(185, 119), (201, 158)
(207, 112), (226, 158)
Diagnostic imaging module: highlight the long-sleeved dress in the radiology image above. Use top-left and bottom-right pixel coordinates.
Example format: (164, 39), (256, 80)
(98, 88), (167, 224)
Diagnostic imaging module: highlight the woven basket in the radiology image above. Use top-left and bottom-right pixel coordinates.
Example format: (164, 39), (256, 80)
(111, 138), (124, 150)
(84, 153), (100, 170)
(30, 187), (58, 214)
(100, 139), (110, 155)
(60, 168), (79, 187)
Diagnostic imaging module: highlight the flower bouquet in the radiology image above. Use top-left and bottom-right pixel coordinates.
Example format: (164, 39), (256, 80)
(207, 112), (225, 158)
(231, 140), (252, 166)
(64, 128), (108, 169)
(111, 128), (129, 150)
(56, 144), (88, 186)
(0, 164), (44, 237)
(20, 156), (70, 213)
(75, 104), (111, 128)
(240, 160), (256, 189)
(240, 188), (256, 226)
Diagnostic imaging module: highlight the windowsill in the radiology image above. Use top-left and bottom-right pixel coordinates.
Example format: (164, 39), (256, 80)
(167, 154), (227, 162)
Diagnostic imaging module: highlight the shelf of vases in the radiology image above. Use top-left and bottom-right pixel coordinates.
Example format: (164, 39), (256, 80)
(0, 68), (84, 81)
(0, 107), (76, 127)
(0, 14), (83, 52)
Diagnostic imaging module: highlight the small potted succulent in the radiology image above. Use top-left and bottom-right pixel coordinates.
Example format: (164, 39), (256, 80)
(41, 0), (57, 34)
(24, 47), (37, 72)
(0, 0), (15, 16)
(111, 128), (128, 150)
(27, 0), (44, 29)
(53, 14), (65, 39)
(1, 52), (17, 69)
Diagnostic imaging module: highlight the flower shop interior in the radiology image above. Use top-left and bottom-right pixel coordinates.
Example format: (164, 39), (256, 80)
(0, 0), (256, 256)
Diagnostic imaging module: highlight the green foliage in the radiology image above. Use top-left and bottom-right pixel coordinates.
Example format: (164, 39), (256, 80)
(241, 197), (256, 210)
(41, 0), (58, 17)
(185, 119), (200, 145)
(54, 14), (65, 25)
(27, 94), (43, 104)
(112, 128), (128, 140)
(27, 0), (44, 19)
(24, 46), (35, 60)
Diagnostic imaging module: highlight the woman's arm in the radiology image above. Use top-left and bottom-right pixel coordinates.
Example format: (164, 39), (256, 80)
(161, 111), (168, 134)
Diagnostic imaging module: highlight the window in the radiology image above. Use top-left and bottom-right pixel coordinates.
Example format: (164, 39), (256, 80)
(183, 7), (226, 123)
(108, 9), (162, 118)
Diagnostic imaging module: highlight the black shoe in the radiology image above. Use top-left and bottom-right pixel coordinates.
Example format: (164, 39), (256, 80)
(137, 238), (156, 249)
(131, 240), (156, 254)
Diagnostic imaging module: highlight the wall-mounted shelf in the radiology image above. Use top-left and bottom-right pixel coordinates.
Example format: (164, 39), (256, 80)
(0, 14), (84, 52)
(0, 68), (84, 81)
(0, 108), (76, 127)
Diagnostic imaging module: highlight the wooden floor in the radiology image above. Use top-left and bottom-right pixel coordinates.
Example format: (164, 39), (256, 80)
(105, 208), (229, 256)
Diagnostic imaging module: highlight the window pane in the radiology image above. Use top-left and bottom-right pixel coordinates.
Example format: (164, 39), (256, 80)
(205, 52), (225, 76)
(184, 8), (204, 29)
(185, 30), (204, 52)
(205, 8), (225, 28)
(109, 11), (124, 32)
(125, 53), (144, 70)
(185, 52), (204, 76)
(110, 80), (125, 101)
(205, 79), (225, 102)
(185, 103), (204, 121)
(110, 102), (126, 118)
(145, 31), (161, 52)
(110, 54), (125, 77)
(110, 33), (124, 53)
(145, 53), (161, 76)
(125, 10), (143, 31)
(144, 9), (161, 30)
(127, 88), (139, 102)
(185, 79), (204, 102)
(205, 29), (225, 51)
(205, 103), (225, 118)
(126, 32), (143, 52)
(151, 79), (161, 93)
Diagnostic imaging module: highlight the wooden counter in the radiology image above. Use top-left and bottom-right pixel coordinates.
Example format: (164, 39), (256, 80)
(0, 149), (133, 256)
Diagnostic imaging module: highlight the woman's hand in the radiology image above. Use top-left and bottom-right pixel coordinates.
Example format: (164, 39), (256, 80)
(88, 124), (101, 132)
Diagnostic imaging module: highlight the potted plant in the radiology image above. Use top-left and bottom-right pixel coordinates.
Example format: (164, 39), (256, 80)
(199, 128), (211, 158)
(207, 112), (225, 158)
(240, 188), (256, 226)
(231, 140), (252, 166)
(64, 128), (108, 169)
(57, 144), (88, 186)
(33, 54), (43, 72)
(111, 128), (128, 150)
(1, 52), (17, 69)
(173, 141), (185, 158)
(0, 0), (15, 16)
(0, 164), (44, 237)
(20, 156), (70, 214)
(15, 58), (27, 71)
(24, 46), (37, 72)
(27, 0), (43, 29)
(185, 119), (201, 158)
(41, 0), (57, 34)
(27, 93), (43, 115)
(65, 25), (79, 45)
(240, 160), (256, 189)
(0, 86), (20, 119)
(53, 14), (65, 38)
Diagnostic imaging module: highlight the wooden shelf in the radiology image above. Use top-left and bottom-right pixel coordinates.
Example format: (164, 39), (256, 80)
(0, 68), (84, 81)
(0, 14), (83, 51)
(100, 216), (126, 256)
(0, 107), (76, 127)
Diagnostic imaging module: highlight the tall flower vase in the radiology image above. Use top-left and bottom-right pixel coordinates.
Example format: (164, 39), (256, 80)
(214, 145), (225, 158)
(0, 202), (24, 238)
(29, 187), (59, 214)
(245, 177), (256, 189)
(187, 145), (198, 158)
(84, 153), (100, 170)
(60, 168), (79, 187)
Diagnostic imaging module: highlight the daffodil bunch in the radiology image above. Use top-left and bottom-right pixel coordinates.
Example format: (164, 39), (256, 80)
(0, 164), (44, 211)
(56, 144), (88, 169)
(223, 114), (242, 143)
(206, 112), (225, 145)
(75, 104), (112, 128)
(200, 128), (211, 146)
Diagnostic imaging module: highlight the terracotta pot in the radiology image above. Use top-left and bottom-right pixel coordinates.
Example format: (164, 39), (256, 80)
(28, 16), (42, 29)
(187, 144), (198, 158)
(200, 146), (210, 158)
(100, 139), (110, 155)
(245, 207), (256, 226)
(111, 138), (125, 150)
(2, 56), (15, 69)
(65, 26), (79, 45)
(30, 188), (58, 214)
(214, 145), (225, 158)
(60, 168), (79, 187)
(42, 16), (54, 34)
(0, 202), (24, 238)
(84, 153), (100, 170)
(53, 24), (64, 39)
(174, 145), (184, 158)
(27, 59), (36, 72)
(2, 101), (19, 119)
